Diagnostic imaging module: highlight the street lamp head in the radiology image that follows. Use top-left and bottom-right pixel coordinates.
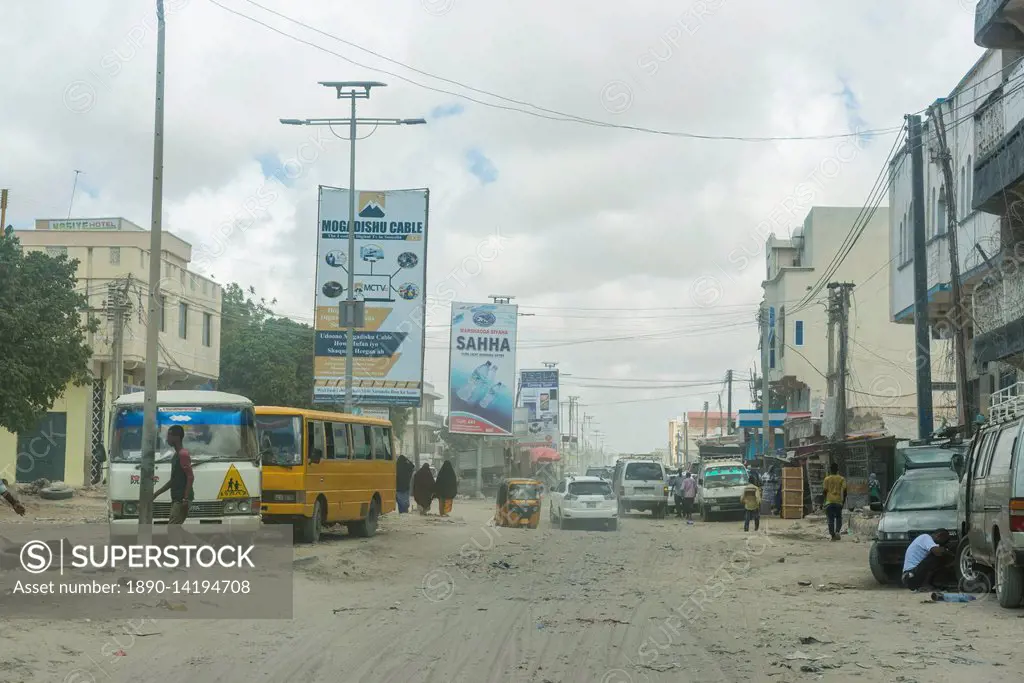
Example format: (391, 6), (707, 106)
(279, 118), (306, 125)
(319, 81), (387, 89)
(319, 81), (387, 99)
(401, 118), (427, 125)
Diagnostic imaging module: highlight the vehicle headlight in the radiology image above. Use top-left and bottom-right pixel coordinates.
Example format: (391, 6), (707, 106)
(123, 501), (138, 516)
(224, 501), (238, 514)
(237, 500), (251, 514)
(879, 531), (908, 541)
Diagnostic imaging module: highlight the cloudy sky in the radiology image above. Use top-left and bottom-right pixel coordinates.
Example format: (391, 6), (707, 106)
(1, 0), (985, 453)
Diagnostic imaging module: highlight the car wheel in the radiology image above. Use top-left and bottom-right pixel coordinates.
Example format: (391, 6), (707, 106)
(868, 542), (890, 585)
(996, 538), (1024, 608)
(957, 537), (994, 594)
(301, 498), (324, 544)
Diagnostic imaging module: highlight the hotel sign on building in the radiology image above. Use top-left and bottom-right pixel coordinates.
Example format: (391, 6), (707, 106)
(35, 218), (142, 231)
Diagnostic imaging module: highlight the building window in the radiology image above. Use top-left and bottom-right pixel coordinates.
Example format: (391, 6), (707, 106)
(179, 268), (185, 286)
(202, 312), (212, 347)
(959, 167), (966, 220)
(140, 250), (145, 268)
(930, 187), (936, 236)
(936, 185), (947, 236)
(45, 246), (68, 258)
(795, 320), (804, 346)
(178, 302), (188, 339)
(109, 247), (120, 265)
(779, 307), (786, 358)
(967, 155), (972, 210)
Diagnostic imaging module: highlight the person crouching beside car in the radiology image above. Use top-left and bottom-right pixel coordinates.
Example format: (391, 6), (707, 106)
(902, 529), (955, 591)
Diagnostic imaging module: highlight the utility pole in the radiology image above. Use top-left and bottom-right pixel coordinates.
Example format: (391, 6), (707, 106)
(725, 369), (733, 434)
(138, 0), (167, 536)
(826, 289), (837, 399)
(68, 170), (84, 218)
(683, 418), (689, 465)
(475, 438), (483, 497)
(411, 406), (420, 468)
(930, 102), (971, 430)
(281, 83), (426, 414)
(109, 277), (132, 422)
(830, 283), (854, 439)
(702, 401), (709, 437)
(760, 303), (771, 459)
(1, 189), (8, 231)
(908, 114), (935, 440)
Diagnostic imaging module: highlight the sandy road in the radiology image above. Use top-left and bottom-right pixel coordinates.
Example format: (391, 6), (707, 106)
(3, 498), (1024, 682)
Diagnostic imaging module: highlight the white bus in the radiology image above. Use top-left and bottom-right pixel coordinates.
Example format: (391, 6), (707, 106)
(106, 390), (261, 540)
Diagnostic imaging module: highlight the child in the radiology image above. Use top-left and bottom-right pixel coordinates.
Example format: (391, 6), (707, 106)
(741, 475), (762, 532)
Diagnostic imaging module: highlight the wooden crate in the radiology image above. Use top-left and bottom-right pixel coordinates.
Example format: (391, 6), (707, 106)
(781, 506), (803, 519)
(782, 490), (803, 507)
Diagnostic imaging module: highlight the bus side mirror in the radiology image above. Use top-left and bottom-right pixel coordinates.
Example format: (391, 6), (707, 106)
(94, 445), (107, 463)
(869, 502), (883, 512)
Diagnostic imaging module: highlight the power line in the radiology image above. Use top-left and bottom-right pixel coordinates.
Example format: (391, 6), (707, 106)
(209, 0), (902, 143)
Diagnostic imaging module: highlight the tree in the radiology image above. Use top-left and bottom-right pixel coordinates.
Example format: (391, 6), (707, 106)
(0, 230), (98, 433)
(389, 407), (411, 448)
(218, 283), (315, 408)
(438, 424), (478, 454)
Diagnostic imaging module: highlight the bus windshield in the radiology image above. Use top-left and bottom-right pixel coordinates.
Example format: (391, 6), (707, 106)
(256, 415), (303, 466)
(111, 405), (257, 463)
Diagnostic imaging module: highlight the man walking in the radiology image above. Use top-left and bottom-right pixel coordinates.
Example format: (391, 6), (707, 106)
(741, 475), (762, 532)
(680, 472), (697, 524)
(673, 469), (685, 519)
(821, 462), (847, 541)
(153, 425), (193, 526)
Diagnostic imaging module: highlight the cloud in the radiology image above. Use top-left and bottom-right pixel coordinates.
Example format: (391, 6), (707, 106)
(429, 102), (465, 119)
(0, 0), (985, 452)
(465, 147), (498, 185)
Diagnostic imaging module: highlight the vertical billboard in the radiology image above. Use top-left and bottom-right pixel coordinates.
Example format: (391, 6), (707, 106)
(313, 187), (428, 407)
(448, 302), (518, 435)
(517, 369), (560, 449)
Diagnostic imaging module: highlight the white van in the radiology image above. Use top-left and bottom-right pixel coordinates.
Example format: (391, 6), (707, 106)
(106, 390), (261, 541)
(696, 459), (749, 521)
(612, 457), (668, 518)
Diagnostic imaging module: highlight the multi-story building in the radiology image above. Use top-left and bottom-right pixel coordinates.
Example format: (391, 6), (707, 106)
(764, 207), (950, 441)
(0, 217), (221, 487)
(888, 47), (1019, 420)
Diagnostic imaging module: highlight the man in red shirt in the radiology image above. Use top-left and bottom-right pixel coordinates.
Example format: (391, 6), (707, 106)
(153, 425), (193, 525)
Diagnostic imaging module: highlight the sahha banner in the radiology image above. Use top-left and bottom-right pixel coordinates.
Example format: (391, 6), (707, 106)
(448, 302), (518, 435)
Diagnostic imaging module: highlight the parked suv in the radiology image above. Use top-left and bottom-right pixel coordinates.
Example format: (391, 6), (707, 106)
(956, 385), (1024, 608)
(612, 458), (668, 518)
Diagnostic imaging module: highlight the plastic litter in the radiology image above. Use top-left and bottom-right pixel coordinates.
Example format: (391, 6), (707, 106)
(930, 592), (976, 602)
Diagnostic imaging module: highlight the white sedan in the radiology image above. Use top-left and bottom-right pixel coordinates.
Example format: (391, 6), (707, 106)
(549, 475), (618, 531)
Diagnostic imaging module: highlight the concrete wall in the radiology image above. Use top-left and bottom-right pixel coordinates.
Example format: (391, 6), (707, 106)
(0, 383), (92, 487)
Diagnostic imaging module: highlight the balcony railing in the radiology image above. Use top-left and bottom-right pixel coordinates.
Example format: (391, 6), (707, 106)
(973, 264), (1024, 331)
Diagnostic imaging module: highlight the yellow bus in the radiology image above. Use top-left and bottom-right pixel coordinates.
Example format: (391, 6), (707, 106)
(255, 406), (397, 542)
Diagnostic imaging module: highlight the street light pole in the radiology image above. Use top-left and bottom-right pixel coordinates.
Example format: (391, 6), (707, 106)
(280, 81), (425, 413)
(138, 0), (166, 538)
